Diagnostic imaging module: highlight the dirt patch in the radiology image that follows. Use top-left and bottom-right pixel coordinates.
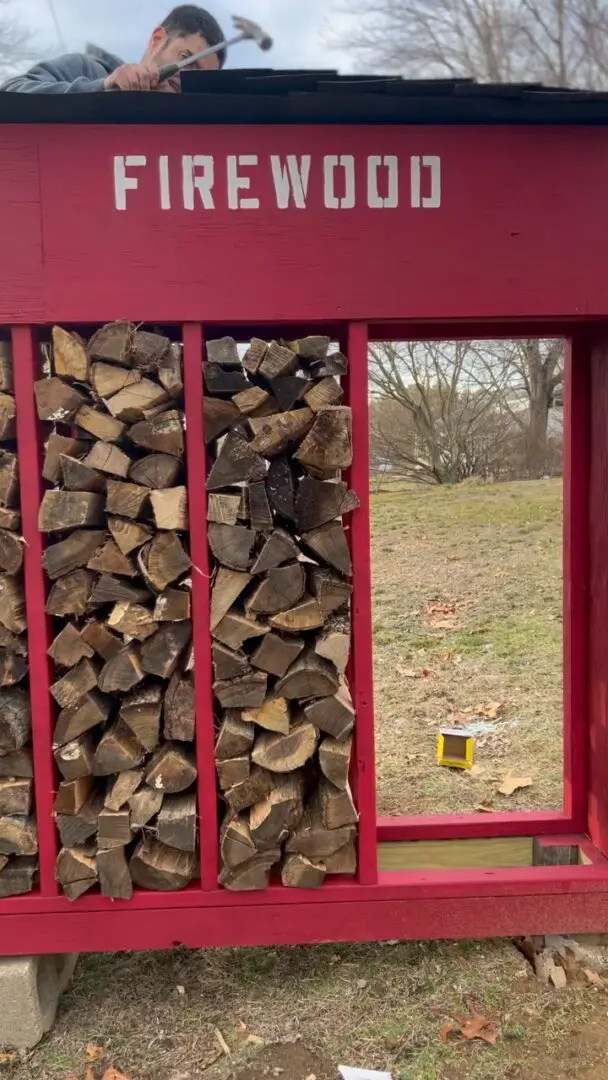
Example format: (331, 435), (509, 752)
(232, 1043), (335, 1080)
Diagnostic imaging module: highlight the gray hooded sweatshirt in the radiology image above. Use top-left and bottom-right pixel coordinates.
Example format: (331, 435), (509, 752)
(1, 44), (122, 94)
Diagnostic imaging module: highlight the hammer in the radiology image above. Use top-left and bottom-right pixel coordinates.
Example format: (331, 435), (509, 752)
(158, 14), (273, 82)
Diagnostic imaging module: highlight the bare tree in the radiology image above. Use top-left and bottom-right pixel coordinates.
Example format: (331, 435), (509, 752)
(0, 0), (34, 79)
(328, 0), (608, 88)
(488, 339), (564, 476)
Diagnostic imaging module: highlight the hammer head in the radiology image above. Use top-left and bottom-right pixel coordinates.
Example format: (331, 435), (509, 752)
(232, 14), (274, 51)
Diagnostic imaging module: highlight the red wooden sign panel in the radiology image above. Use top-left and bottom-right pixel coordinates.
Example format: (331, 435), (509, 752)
(1, 124), (608, 324)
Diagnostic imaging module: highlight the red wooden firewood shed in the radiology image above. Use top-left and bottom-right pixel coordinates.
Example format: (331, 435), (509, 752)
(0, 70), (606, 953)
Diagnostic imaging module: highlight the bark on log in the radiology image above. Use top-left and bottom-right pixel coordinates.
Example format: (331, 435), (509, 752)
(140, 621), (192, 679)
(56, 846), (98, 901)
(248, 409), (314, 458)
(281, 853), (326, 889)
(130, 839), (196, 891)
(120, 685), (162, 752)
(163, 673), (195, 742)
(294, 407), (353, 472)
(138, 532), (191, 592)
(215, 714), (255, 761)
(43, 435), (89, 484)
(318, 735), (352, 790)
(35, 378), (88, 422)
(97, 845), (133, 900)
(87, 540), (136, 578)
(219, 849), (280, 891)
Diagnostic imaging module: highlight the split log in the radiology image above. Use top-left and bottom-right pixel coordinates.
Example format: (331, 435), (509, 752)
(270, 376), (309, 413)
(43, 435), (89, 484)
(233, 386), (269, 415)
(224, 765), (274, 813)
(0, 856), (37, 898)
(275, 650), (339, 700)
(315, 615), (351, 675)
(158, 344), (184, 399)
(130, 454), (181, 489)
(38, 490), (104, 532)
(318, 778), (358, 830)
(268, 598), (325, 634)
(150, 487), (188, 530)
(217, 755), (250, 791)
(145, 744), (197, 794)
(88, 320), (134, 363)
(35, 378), (87, 422)
(288, 336), (331, 362)
(130, 839), (196, 891)
(242, 696), (290, 735)
(324, 840), (357, 874)
(219, 849), (280, 891)
(74, 405), (126, 443)
(207, 336), (241, 367)
(208, 524), (254, 571)
(56, 792), (103, 848)
(0, 507), (20, 531)
(210, 568), (251, 630)
(0, 344), (12, 393)
(303, 522), (352, 576)
(59, 455), (105, 494)
(248, 481), (273, 530)
(281, 853), (326, 889)
(213, 672), (267, 709)
(120, 685), (162, 752)
(131, 330), (170, 372)
(310, 568), (352, 618)
(43, 530), (105, 580)
(206, 430), (266, 491)
(53, 691), (110, 747)
(204, 363), (250, 396)
(0, 778), (32, 816)
(108, 517), (153, 555)
(0, 628), (26, 656)
(304, 683), (355, 741)
(54, 775), (93, 817)
(249, 774), (304, 848)
(129, 788), (164, 830)
(207, 492), (241, 525)
(0, 452), (17, 510)
(50, 657), (99, 709)
(106, 479), (149, 521)
(140, 621), (192, 679)
(98, 646), (144, 693)
(296, 477), (347, 532)
(0, 530), (22, 574)
(248, 409), (314, 457)
(311, 351), (348, 378)
(0, 816), (37, 856)
(303, 377), (343, 413)
(285, 811), (354, 861)
(251, 530), (300, 574)
(98, 807), (131, 849)
(153, 588), (190, 622)
(220, 814), (256, 868)
(266, 455), (297, 522)
(247, 563), (306, 615)
(80, 621), (122, 661)
(203, 397), (239, 442)
(163, 674), (195, 742)
(87, 540), (136, 578)
(0, 748), (33, 778)
(318, 736), (352, 791)
(56, 846), (98, 901)
(258, 341), (298, 379)
(91, 361), (141, 400)
(212, 611), (268, 651)
(213, 642), (250, 681)
(138, 532), (191, 592)
(93, 721), (145, 776)
(129, 410), (184, 458)
(0, 575), (26, 632)
(250, 632), (305, 678)
(295, 406), (353, 472)
(88, 574), (149, 607)
(0, 651), (27, 688)
(157, 793), (197, 852)
(252, 723), (318, 774)
(97, 846), (133, 900)
(105, 378), (168, 423)
(215, 714), (255, 761)
(242, 338), (267, 374)
(107, 602), (156, 641)
(341, 489), (360, 515)
(54, 734), (96, 782)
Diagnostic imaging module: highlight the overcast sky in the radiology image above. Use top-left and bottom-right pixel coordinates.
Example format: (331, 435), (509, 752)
(15, 0), (355, 71)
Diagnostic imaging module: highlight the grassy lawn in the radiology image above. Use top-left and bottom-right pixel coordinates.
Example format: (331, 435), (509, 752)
(15, 478), (604, 1080)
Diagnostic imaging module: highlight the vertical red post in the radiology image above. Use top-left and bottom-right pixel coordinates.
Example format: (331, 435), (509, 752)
(563, 335), (589, 832)
(11, 326), (59, 896)
(182, 322), (218, 890)
(346, 321), (377, 885)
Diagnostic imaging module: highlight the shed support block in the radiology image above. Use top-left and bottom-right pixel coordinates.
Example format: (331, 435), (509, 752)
(0, 953), (78, 1049)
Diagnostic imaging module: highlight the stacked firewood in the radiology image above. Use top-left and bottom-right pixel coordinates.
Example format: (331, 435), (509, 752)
(36, 322), (197, 900)
(0, 341), (37, 897)
(205, 335), (359, 890)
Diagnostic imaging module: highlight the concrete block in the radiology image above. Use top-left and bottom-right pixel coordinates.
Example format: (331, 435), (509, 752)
(0, 953), (78, 1049)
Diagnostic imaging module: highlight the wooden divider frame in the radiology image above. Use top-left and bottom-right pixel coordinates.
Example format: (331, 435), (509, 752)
(0, 317), (604, 956)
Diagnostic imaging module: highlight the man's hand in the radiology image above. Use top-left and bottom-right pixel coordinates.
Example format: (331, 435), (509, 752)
(104, 62), (160, 92)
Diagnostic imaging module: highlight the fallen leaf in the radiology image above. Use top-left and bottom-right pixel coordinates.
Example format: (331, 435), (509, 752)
(102, 1069), (131, 1080)
(455, 1005), (500, 1044)
(428, 600), (455, 616)
(87, 1045), (105, 1062)
(498, 776), (533, 797)
(421, 668), (436, 678)
(476, 702), (507, 719)
(475, 803), (495, 813)
(439, 1022), (454, 1044)
(85, 1069), (95, 1080)
(584, 968), (606, 989)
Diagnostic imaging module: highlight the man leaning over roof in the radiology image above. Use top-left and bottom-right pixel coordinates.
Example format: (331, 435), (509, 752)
(1, 4), (225, 94)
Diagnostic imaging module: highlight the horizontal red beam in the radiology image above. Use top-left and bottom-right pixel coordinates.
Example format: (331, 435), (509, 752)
(377, 812), (573, 842)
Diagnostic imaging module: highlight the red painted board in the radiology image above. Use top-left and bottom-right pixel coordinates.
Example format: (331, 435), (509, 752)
(0, 125), (603, 323)
(377, 811), (574, 842)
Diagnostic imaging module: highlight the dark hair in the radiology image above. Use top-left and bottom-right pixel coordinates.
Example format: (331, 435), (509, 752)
(161, 5), (226, 67)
